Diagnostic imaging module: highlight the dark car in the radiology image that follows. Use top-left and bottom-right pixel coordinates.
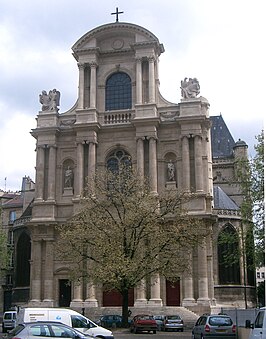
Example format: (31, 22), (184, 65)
(98, 315), (123, 328)
(6, 321), (94, 339)
(192, 314), (236, 339)
(162, 315), (184, 332)
(154, 315), (164, 331)
(130, 314), (157, 334)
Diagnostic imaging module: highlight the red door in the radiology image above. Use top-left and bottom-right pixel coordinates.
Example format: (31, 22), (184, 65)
(103, 288), (134, 306)
(166, 280), (180, 306)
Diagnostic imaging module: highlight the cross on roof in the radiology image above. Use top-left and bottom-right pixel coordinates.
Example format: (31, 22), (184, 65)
(111, 7), (124, 22)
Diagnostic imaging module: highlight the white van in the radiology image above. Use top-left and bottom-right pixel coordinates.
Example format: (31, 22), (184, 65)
(249, 307), (266, 339)
(2, 311), (17, 333)
(17, 308), (114, 339)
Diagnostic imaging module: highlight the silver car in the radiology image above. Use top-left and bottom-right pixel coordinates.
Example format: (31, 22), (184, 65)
(162, 315), (184, 332)
(6, 321), (94, 339)
(192, 314), (236, 339)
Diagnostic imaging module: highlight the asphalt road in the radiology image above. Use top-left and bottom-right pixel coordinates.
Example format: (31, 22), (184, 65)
(113, 329), (192, 339)
(0, 328), (193, 339)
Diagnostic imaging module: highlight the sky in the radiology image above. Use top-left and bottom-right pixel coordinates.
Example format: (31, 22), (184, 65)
(0, 0), (264, 192)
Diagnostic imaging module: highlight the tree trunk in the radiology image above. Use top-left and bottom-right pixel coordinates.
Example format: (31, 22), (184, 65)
(121, 288), (129, 327)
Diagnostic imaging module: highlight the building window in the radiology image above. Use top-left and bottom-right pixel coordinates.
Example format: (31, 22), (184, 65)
(107, 149), (131, 174)
(257, 272), (261, 278)
(105, 72), (132, 111)
(106, 149), (132, 192)
(218, 224), (240, 284)
(16, 232), (31, 287)
(262, 272), (265, 279)
(9, 210), (16, 224)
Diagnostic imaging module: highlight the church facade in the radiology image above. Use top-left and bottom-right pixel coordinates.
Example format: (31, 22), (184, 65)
(6, 21), (256, 313)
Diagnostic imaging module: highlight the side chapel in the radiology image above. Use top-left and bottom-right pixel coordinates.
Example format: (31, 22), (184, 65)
(10, 18), (256, 313)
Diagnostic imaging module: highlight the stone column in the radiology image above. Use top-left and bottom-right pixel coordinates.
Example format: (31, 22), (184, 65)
(134, 279), (147, 306)
(206, 234), (215, 304)
(88, 142), (96, 193)
(197, 239), (210, 305)
(149, 137), (157, 193)
(84, 257), (98, 307)
(182, 136), (190, 192)
(43, 240), (54, 304)
(35, 146), (45, 201)
(148, 57), (155, 103)
(84, 281), (98, 307)
(31, 240), (42, 302)
(194, 135), (203, 192)
(89, 62), (97, 109)
(77, 63), (85, 109)
(47, 146), (56, 200)
(182, 251), (195, 305)
(136, 137), (144, 182)
(149, 273), (162, 306)
(75, 143), (84, 197)
(71, 281), (83, 307)
(136, 58), (142, 104)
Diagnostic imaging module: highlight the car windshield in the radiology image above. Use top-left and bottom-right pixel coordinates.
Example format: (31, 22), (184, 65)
(4, 313), (14, 319)
(139, 316), (153, 320)
(209, 317), (232, 326)
(168, 316), (181, 320)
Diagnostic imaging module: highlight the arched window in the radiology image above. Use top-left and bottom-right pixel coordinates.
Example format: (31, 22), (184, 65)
(218, 224), (240, 284)
(105, 72), (132, 111)
(107, 149), (131, 174)
(106, 149), (132, 192)
(15, 232), (31, 287)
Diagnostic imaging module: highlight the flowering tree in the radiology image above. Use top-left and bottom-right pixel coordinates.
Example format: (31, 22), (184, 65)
(57, 169), (207, 325)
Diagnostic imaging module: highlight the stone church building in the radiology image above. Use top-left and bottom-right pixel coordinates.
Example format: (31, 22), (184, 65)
(3, 20), (256, 313)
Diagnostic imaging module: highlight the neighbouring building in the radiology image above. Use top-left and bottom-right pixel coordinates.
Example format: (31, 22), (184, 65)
(1, 19), (256, 313)
(0, 177), (35, 311)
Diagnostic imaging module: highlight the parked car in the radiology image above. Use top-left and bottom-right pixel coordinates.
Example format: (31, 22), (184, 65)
(16, 307), (113, 339)
(98, 315), (123, 328)
(130, 314), (157, 334)
(154, 315), (164, 331)
(162, 314), (184, 332)
(2, 310), (17, 333)
(192, 314), (236, 339)
(248, 307), (266, 339)
(6, 321), (94, 339)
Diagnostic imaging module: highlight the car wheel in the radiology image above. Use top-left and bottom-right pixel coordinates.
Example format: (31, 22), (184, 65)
(134, 327), (138, 334)
(181, 328), (184, 332)
(153, 330), (156, 334)
(2, 327), (6, 333)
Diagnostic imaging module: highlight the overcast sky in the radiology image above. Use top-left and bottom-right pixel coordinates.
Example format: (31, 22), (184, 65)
(0, 0), (264, 192)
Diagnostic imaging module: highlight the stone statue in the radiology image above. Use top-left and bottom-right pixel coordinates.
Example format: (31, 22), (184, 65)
(39, 88), (60, 111)
(64, 166), (73, 188)
(167, 160), (175, 181)
(180, 77), (200, 99)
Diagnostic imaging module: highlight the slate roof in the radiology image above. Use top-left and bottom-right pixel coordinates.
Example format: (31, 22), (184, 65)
(210, 115), (235, 158)
(213, 185), (239, 210)
(2, 194), (23, 208)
